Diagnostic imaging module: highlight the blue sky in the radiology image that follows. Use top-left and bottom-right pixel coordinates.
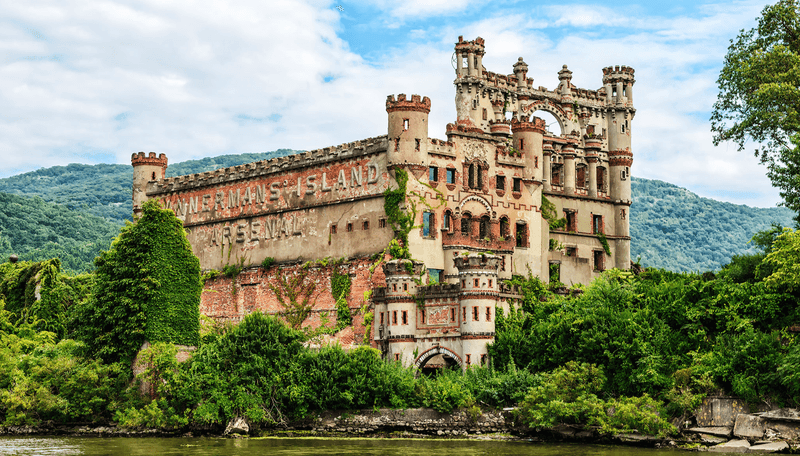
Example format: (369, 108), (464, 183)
(0, 0), (781, 207)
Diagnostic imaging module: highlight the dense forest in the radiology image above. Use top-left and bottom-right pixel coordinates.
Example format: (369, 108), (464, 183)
(0, 151), (794, 272)
(630, 177), (795, 272)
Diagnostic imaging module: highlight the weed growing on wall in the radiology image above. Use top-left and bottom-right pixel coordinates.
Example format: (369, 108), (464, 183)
(331, 266), (352, 330)
(269, 266), (318, 329)
(597, 232), (611, 256)
(73, 200), (201, 364)
(541, 195), (566, 230)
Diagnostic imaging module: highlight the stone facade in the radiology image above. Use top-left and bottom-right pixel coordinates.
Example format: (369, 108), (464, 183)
(132, 36), (635, 368)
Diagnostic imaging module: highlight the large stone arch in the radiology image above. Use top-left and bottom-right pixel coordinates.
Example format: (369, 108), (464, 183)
(519, 99), (570, 135)
(414, 345), (463, 370)
(458, 194), (492, 216)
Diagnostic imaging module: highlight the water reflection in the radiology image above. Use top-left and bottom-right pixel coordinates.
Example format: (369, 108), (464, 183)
(0, 437), (685, 456)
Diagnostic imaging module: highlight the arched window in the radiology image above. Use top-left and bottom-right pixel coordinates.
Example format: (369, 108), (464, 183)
(468, 163), (476, 189)
(576, 164), (587, 189)
(479, 215), (490, 240)
(443, 210), (452, 231)
(499, 217), (510, 239)
(461, 212), (471, 236)
(596, 166), (607, 193)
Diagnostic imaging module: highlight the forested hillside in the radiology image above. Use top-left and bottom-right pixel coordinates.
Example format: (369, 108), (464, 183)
(630, 177), (795, 272)
(0, 152), (794, 273)
(0, 150), (297, 225)
(0, 193), (119, 272)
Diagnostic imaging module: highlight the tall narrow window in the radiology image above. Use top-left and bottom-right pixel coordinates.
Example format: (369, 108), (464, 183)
(450, 308), (456, 322)
(513, 177), (522, 192)
(496, 175), (505, 190)
(468, 164), (476, 188)
(423, 211), (433, 237)
(479, 215), (490, 239)
(461, 213), (471, 236)
(473, 306), (479, 321)
(594, 250), (605, 272)
(402, 310), (408, 325)
(516, 222), (528, 248)
(392, 311), (397, 325)
(446, 168), (456, 184)
(592, 214), (603, 234)
(463, 307), (466, 322)
(500, 217), (509, 239)
(486, 307), (491, 322)
(443, 211), (451, 231)
(429, 166), (438, 182)
(403, 119), (409, 130)
(565, 211), (577, 232)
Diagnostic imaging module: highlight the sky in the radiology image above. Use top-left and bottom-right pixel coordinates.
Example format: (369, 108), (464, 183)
(0, 0), (783, 207)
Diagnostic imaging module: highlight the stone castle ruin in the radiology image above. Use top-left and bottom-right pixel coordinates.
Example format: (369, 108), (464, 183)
(131, 36), (635, 370)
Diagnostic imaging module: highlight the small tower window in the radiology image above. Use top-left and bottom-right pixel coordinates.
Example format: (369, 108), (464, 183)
(392, 311), (398, 324)
(486, 307), (491, 321)
(363, 220), (369, 230)
(450, 308), (456, 322)
(446, 168), (456, 184)
(473, 306), (479, 321)
(330, 224), (337, 235)
(482, 108), (487, 120)
(151, 171), (156, 180)
(519, 138), (524, 150)
(474, 278), (480, 287)
(403, 119), (409, 130)
(402, 310), (408, 325)
(346, 223), (353, 232)
(379, 218), (387, 228)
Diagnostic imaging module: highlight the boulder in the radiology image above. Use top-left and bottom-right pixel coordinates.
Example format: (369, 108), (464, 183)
(734, 414), (765, 439)
(749, 441), (789, 453)
(709, 439), (751, 453)
(687, 426), (733, 437)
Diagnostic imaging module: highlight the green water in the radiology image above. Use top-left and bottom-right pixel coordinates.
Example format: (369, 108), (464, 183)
(0, 437), (684, 456)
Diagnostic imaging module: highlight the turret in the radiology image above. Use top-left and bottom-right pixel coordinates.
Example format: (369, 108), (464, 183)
(510, 116), (545, 182)
(603, 65), (635, 154)
(513, 57), (528, 90)
(386, 94), (430, 170)
(131, 152), (168, 216)
(382, 259), (424, 365)
(455, 253), (500, 368)
(453, 36), (486, 129)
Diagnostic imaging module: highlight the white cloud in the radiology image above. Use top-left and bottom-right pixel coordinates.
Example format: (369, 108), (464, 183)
(0, 0), (785, 209)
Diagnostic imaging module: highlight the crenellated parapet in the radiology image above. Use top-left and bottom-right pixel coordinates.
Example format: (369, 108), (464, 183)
(147, 135), (388, 195)
(608, 149), (634, 167)
(386, 94), (431, 114)
(510, 117), (546, 134)
(132, 151), (168, 169)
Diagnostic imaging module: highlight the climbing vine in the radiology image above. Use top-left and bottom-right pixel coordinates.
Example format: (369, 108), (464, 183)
(331, 266), (352, 330)
(597, 232), (611, 256)
(542, 195), (566, 230)
(268, 266), (318, 330)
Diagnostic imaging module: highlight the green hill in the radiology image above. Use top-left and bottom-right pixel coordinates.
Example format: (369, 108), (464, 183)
(0, 150), (298, 225)
(630, 177), (795, 272)
(0, 153), (794, 273)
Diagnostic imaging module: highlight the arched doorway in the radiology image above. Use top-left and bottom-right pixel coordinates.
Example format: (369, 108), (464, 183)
(415, 346), (463, 376)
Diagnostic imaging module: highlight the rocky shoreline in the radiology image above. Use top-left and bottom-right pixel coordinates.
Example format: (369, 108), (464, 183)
(1, 403), (798, 453)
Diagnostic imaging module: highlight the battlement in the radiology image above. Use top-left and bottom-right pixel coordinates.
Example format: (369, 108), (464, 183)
(131, 152), (168, 168)
(510, 117), (546, 133)
(455, 35), (485, 52)
(386, 94), (431, 113)
(383, 259), (425, 277)
(418, 283), (461, 299)
(603, 65), (636, 82)
(147, 135), (388, 195)
(453, 253), (502, 271)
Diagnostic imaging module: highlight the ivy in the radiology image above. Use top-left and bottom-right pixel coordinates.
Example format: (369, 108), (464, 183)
(268, 266), (317, 329)
(597, 232), (611, 256)
(542, 195), (566, 230)
(73, 199), (201, 365)
(331, 267), (352, 330)
(383, 168), (414, 259)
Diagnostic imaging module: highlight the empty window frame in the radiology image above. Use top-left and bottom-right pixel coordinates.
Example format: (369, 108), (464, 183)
(461, 213), (471, 236)
(429, 166), (438, 182)
(422, 211), (434, 237)
(446, 168), (456, 184)
(594, 250), (605, 272)
(402, 310), (408, 325)
(479, 215), (490, 239)
(346, 223), (353, 232)
(516, 222), (528, 248)
(592, 214), (603, 234)
(496, 175), (506, 190)
(443, 211), (451, 231)
(565, 211), (577, 232)
(512, 177), (522, 192)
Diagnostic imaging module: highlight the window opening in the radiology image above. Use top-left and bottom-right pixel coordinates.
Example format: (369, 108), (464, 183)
(346, 223), (353, 232)
(450, 308), (456, 322)
(480, 354), (487, 366)
(473, 306), (479, 321)
(474, 278), (479, 287)
(379, 218), (387, 228)
(516, 222), (528, 248)
(429, 166), (438, 182)
(403, 119), (409, 130)
(363, 220), (369, 230)
(486, 307), (491, 321)
(496, 175), (505, 190)
(422, 211), (433, 237)
(395, 353), (400, 361)
(443, 211), (451, 230)
(403, 283), (408, 291)
(463, 307), (466, 322)
(479, 216), (490, 239)
(513, 177), (522, 192)
(500, 218), (509, 239)
(330, 224), (337, 235)
(482, 108), (487, 120)
(420, 310), (425, 324)
(466, 354), (471, 365)
(446, 168), (456, 184)
(592, 215), (603, 234)
(565, 211), (577, 232)
(392, 311), (397, 324)
(594, 250), (605, 272)
(402, 310), (408, 325)
(461, 214), (471, 236)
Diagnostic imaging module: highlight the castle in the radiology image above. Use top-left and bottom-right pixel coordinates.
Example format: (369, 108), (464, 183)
(131, 36), (635, 370)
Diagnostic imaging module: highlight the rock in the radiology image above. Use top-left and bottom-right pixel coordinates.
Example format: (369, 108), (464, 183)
(224, 416), (249, 435)
(709, 439), (751, 453)
(698, 434), (728, 444)
(734, 414), (765, 439)
(749, 441), (790, 453)
(760, 409), (800, 422)
(687, 426), (734, 437)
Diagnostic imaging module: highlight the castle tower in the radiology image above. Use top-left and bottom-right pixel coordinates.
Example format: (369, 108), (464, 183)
(603, 65), (635, 269)
(453, 36), (485, 129)
(382, 259), (424, 365)
(454, 253), (500, 369)
(131, 152), (168, 216)
(510, 117), (545, 182)
(386, 94), (430, 171)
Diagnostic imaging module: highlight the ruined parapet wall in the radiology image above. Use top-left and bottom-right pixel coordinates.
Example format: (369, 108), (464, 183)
(200, 256), (387, 346)
(142, 136), (394, 270)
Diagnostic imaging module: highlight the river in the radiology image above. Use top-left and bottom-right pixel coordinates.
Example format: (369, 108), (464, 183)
(0, 437), (684, 456)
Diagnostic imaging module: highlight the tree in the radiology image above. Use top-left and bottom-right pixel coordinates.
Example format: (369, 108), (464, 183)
(73, 200), (201, 364)
(711, 0), (800, 223)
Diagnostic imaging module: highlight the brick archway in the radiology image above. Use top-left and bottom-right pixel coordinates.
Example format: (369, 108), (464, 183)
(414, 345), (463, 369)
